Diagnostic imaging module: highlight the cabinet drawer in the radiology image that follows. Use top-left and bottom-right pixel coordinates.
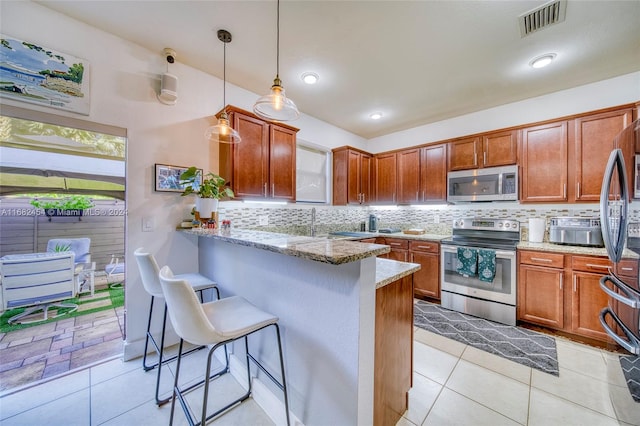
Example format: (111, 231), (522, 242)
(357, 238), (377, 244)
(616, 259), (639, 278)
(572, 256), (613, 273)
(519, 251), (564, 268)
(409, 240), (439, 253)
(382, 238), (409, 249)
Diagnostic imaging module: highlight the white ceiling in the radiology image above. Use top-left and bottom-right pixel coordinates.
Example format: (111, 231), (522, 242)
(36, 1), (640, 139)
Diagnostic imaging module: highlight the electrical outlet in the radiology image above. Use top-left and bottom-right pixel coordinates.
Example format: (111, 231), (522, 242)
(434, 215), (440, 224)
(258, 215), (269, 226)
(142, 217), (154, 232)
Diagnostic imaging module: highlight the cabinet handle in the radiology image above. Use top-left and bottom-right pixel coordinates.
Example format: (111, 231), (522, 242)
(573, 275), (577, 292)
(358, 193), (362, 203)
(620, 267), (634, 271)
(393, 192), (396, 202)
(474, 152), (477, 166)
(362, 193), (365, 203)
(422, 190), (425, 201)
(272, 183), (275, 197)
(586, 263), (610, 270)
(531, 257), (552, 263)
(416, 245), (432, 250)
(264, 182), (267, 197)
(559, 274), (563, 290)
(483, 151), (487, 166)
(576, 182), (581, 199)
(563, 183), (567, 199)
(416, 191), (419, 201)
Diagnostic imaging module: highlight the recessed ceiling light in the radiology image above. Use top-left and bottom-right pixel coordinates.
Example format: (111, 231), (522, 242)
(301, 72), (319, 85)
(370, 112), (383, 120)
(529, 53), (556, 69)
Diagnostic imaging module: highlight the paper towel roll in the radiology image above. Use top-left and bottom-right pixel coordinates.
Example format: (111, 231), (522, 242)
(529, 218), (546, 243)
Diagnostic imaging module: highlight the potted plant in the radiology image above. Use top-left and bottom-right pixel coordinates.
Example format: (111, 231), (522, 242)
(30, 195), (95, 220)
(179, 166), (234, 219)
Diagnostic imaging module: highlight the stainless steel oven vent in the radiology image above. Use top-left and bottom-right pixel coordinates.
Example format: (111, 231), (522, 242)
(519, 0), (567, 37)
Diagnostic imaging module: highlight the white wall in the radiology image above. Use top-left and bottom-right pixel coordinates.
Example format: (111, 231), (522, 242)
(368, 71), (640, 153)
(0, 1), (365, 360)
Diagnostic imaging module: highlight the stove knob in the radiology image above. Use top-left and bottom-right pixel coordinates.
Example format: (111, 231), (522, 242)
(497, 222), (503, 228)
(505, 223), (510, 228)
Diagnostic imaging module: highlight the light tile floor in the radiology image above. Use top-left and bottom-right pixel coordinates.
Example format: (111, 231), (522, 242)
(1, 325), (639, 425)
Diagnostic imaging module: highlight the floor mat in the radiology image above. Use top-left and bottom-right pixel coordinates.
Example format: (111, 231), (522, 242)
(619, 355), (640, 402)
(414, 300), (559, 376)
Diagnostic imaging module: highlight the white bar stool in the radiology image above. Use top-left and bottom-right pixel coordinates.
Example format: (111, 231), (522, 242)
(134, 248), (221, 406)
(159, 265), (291, 426)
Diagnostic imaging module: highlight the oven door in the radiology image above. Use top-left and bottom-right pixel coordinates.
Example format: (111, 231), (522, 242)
(441, 244), (516, 306)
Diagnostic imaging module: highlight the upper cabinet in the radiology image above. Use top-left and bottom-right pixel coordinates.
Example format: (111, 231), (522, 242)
(219, 106), (298, 202)
(448, 130), (517, 171)
(396, 144), (447, 204)
(573, 108), (633, 202)
(521, 121), (569, 203)
(520, 106), (634, 203)
(332, 147), (372, 205)
(374, 153), (398, 203)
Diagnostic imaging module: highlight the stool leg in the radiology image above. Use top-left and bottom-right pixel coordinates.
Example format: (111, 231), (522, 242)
(154, 303), (170, 405)
(275, 324), (291, 426)
(169, 339), (184, 426)
(142, 296), (155, 371)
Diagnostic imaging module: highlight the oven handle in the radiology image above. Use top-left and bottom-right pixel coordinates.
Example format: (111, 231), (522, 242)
(441, 245), (515, 258)
(599, 274), (640, 308)
(599, 307), (640, 355)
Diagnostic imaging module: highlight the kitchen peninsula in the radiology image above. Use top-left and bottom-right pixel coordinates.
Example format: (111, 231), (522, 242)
(181, 228), (420, 426)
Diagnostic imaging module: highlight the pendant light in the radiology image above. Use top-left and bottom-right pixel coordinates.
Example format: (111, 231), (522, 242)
(205, 29), (241, 144)
(253, 0), (299, 121)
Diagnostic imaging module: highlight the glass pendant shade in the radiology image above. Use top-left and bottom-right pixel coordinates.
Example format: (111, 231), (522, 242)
(205, 112), (241, 144)
(254, 76), (299, 121)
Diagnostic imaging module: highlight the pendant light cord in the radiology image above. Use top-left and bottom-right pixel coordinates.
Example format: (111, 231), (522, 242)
(223, 38), (227, 108)
(276, 0), (280, 79)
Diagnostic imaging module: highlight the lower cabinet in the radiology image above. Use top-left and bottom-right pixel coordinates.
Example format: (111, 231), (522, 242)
(518, 250), (638, 344)
(378, 237), (409, 262)
(409, 241), (440, 300)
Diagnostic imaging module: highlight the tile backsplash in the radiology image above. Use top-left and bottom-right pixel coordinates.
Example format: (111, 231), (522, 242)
(214, 201), (640, 240)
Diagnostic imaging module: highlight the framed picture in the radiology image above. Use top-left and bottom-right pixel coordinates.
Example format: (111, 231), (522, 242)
(154, 164), (201, 193)
(0, 34), (91, 115)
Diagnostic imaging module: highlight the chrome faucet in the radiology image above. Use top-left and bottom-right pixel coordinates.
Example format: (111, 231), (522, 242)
(311, 207), (317, 237)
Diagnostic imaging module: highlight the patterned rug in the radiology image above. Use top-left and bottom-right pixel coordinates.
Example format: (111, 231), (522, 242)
(620, 355), (640, 402)
(414, 300), (559, 376)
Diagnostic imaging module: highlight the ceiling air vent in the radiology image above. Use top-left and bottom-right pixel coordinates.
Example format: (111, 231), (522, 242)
(519, 0), (567, 37)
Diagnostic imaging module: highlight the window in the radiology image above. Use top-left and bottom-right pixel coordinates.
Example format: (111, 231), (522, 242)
(296, 143), (330, 203)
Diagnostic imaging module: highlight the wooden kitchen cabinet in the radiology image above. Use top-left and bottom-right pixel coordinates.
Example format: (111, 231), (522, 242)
(409, 240), (440, 300)
(520, 121), (568, 202)
(420, 144), (447, 203)
(573, 108), (634, 202)
(378, 237), (408, 262)
(397, 148), (421, 204)
(219, 106), (298, 201)
(332, 147), (372, 205)
(518, 250), (565, 329)
(448, 130), (517, 171)
(374, 153), (398, 203)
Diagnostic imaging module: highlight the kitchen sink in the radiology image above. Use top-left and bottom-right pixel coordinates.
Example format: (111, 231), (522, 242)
(328, 231), (376, 238)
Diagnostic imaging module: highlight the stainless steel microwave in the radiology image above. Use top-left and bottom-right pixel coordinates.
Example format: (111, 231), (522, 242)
(447, 165), (519, 203)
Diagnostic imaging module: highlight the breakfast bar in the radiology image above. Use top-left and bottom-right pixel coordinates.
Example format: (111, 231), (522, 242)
(183, 228), (419, 426)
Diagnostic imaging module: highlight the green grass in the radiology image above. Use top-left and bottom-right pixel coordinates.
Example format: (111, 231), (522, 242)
(0, 286), (124, 333)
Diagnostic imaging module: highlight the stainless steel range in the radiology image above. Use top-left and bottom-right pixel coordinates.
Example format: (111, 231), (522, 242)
(440, 218), (520, 326)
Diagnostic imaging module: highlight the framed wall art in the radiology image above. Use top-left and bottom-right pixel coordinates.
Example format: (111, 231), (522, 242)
(155, 164), (201, 193)
(0, 34), (91, 115)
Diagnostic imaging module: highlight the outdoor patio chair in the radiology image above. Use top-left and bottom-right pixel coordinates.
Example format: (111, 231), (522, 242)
(0, 252), (77, 324)
(105, 253), (125, 289)
(46, 238), (95, 295)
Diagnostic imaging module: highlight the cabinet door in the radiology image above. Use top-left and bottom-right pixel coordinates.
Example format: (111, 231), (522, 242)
(448, 137), (479, 171)
(347, 150), (362, 204)
(574, 109), (633, 201)
(397, 149), (421, 204)
(270, 125), (297, 201)
(232, 112), (270, 198)
(570, 271), (611, 342)
(483, 130), (517, 167)
(420, 144), (447, 203)
(360, 153), (372, 204)
(521, 121), (568, 202)
(332, 148), (349, 205)
(375, 153), (398, 203)
(517, 264), (564, 329)
(410, 251), (439, 299)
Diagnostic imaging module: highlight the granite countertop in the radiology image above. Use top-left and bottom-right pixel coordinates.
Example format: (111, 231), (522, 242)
(183, 228), (390, 265)
(517, 241), (639, 259)
(335, 232), (449, 242)
(375, 258), (421, 289)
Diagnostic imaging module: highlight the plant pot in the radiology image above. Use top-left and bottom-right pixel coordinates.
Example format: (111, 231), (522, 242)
(195, 198), (218, 219)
